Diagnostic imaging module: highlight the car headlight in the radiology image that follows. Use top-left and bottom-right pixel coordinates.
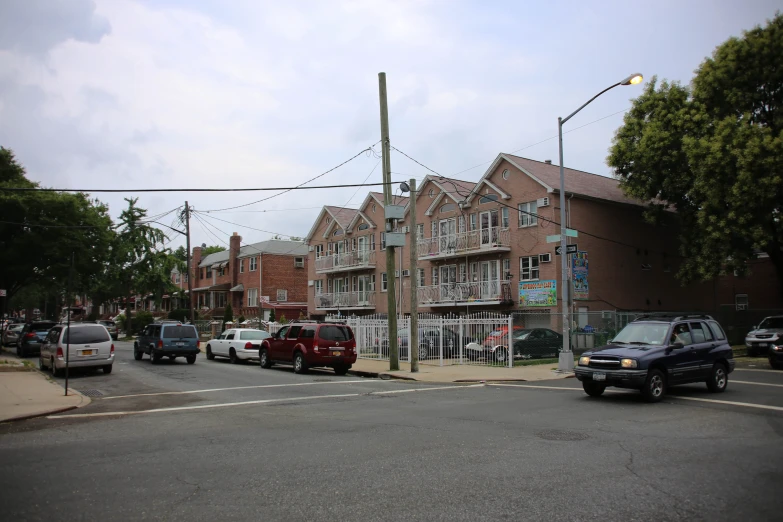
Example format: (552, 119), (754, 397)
(578, 356), (590, 366)
(773, 345), (783, 352)
(621, 358), (638, 369)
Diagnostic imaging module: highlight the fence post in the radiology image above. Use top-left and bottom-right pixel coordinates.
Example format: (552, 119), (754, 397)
(508, 314), (513, 369)
(459, 315), (464, 365)
(439, 315), (444, 367)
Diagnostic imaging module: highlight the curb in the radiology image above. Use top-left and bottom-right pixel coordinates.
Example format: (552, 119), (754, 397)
(1, 405), (78, 424)
(347, 369), (417, 381)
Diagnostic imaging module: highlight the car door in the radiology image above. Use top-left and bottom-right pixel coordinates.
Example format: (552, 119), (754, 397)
(688, 321), (715, 381)
(268, 326), (289, 361)
(223, 330), (237, 355)
(668, 322), (698, 383)
(42, 327), (60, 361)
(282, 326), (303, 362)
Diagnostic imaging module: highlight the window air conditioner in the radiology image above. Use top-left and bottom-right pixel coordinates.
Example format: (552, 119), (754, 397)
(308, 280), (314, 287)
(308, 246), (314, 252)
(537, 197), (550, 207)
(539, 253), (552, 263)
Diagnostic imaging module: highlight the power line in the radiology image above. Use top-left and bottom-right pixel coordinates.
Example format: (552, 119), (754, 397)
(0, 181), (402, 194)
(194, 211), (306, 259)
(193, 211), (300, 239)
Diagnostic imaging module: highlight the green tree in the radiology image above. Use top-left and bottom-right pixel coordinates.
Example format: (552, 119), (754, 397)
(608, 14), (783, 294)
(279, 313), (287, 324)
(202, 245), (225, 256)
(268, 308), (276, 323)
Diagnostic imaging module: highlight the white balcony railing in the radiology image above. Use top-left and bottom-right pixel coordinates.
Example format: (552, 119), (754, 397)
(314, 291), (376, 310)
(417, 227), (510, 260)
(417, 280), (511, 306)
(315, 250), (376, 273)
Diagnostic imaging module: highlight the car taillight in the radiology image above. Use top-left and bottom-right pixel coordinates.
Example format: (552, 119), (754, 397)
(196, 340), (201, 349)
(245, 342), (253, 349)
(25, 333), (36, 339)
(56, 347), (63, 358)
(157, 340), (163, 348)
(111, 344), (115, 354)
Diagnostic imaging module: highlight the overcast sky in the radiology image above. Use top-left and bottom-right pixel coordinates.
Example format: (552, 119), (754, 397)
(0, 0), (779, 251)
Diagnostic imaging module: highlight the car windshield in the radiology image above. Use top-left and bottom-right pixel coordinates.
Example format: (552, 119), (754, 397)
(163, 326), (198, 339)
(758, 317), (783, 329)
(612, 323), (669, 345)
(64, 325), (110, 344)
(513, 330), (532, 340)
(240, 330), (270, 340)
(9, 324), (24, 332)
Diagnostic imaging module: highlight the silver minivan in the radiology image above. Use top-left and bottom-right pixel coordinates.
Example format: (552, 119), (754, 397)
(40, 323), (115, 376)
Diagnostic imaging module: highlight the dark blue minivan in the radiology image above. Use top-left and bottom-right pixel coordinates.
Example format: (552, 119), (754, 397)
(134, 322), (200, 364)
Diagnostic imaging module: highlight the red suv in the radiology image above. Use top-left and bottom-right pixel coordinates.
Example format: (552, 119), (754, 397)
(259, 322), (357, 375)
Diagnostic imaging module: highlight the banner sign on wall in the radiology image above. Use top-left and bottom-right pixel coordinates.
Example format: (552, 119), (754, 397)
(572, 251), (589, 300)
(519, 280), (557, 307)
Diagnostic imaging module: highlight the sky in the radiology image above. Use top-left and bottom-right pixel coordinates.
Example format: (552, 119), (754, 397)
(0, 0), (779, 252)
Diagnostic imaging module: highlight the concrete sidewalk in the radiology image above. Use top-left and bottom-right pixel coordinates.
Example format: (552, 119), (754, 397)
(0, 353), (90, 422)
(349, 359), (572, 382)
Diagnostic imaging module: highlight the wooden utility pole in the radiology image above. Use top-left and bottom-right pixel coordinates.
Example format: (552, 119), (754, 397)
(185, 201), (194, 324)
(409, 178), (419, 373)
(378, 72), (399, 371)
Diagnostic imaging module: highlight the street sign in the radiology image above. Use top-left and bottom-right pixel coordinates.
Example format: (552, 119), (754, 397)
(546, 235), (561, 244)
(555, 244), (578, 255)
(565, 229), (579, 237)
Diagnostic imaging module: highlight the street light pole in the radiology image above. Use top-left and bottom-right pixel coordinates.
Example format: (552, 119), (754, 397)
(557, 73), (643, 372)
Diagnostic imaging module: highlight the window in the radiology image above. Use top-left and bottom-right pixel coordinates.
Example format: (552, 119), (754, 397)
(370, 234), (376, 251)
(226, 332), (236, 340)
(240, 330), (271, 340)
(184, 273), (188, 283)
(300, 327), (316, 339)
(700, 322), (714, 341)
(470, 262), (478, 282)
(381, 232), (386, 250)
(735, 294), (749, 310)
(417, 268), (425, 287)
(315, 245), (323, 258)
(276, 326), (290, 338)
(707, 320), (727, 341)
(326, 217), (332, 224)
(358, 223), (369, 231)
(174, 273), (180, 284)
(162, 326), (198, 339)
(247, 288), (258, 307)
(371, 273), (376, 291)
(431, 221), (437, 238)
(459, 263), (467, 282)
(206, 266), (212, 278)
(416, 224), (424, 238)
(250, 257), (257, 271)
(333, 229), (343, 236)
(469, 214), (476, 231)
(287, 325), (302, 338)
(479, 194), (498, 204)
(429, 188), (435, 198)
(503, 259), (511, 280)
(440, 203), (456, 213)
(518, 201), (538, 227)
(690, 322), (708, 343)
(294, 257), (305, 268)
(314, 280), (323, 295)
(520, 256), (540, 281)
(502, 169), (509, 180)
(432, 267), (439, 285)
(372, 203), (377, 213)
(381, 273), (388, 292)
(239, 259), (244, 273)
(318, 325), (353, 341)
(670, 323), (693, 345)
(501, 207), (509, 228)
(277, 289), (288, 302)
(458, 215), (465, 233)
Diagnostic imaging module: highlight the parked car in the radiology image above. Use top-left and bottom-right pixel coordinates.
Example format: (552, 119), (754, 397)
(2, 323), (24, 346)
(468, 328), (563, 363)
(380, 326), (479, 360)
(16, 321), (58, 357)
(769, 343), (783, 370)
(83, 320), (119, 340)
(205, 328), (271, 363)
(574, 314), (734, 402)
(745, 316), (783, 356)
(40, 323), (115, 376)
(480, 325), (527, 348)
(133, 322), (200, 364)
(259, 322), (356, 375)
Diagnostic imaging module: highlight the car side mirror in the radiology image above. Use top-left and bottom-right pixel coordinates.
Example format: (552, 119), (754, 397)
(670, 342), (684, 349)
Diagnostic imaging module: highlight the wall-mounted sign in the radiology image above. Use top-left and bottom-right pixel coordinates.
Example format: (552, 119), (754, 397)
(519, 280), (557, 307)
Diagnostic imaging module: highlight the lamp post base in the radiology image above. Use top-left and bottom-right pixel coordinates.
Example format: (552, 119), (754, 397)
(558, 351), (575, 371)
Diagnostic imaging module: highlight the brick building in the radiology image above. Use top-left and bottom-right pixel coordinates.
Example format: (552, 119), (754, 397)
(306, 153), (782, 324)
(184, 234), (308, 320)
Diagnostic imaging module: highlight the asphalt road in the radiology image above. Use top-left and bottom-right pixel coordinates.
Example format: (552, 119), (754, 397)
(1, 342), (783, 521)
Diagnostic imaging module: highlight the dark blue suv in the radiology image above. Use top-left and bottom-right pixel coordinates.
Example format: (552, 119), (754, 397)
(574, 314), (734, 402)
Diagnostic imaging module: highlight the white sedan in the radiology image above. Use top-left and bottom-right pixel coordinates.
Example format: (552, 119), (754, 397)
(205, 328), (272, 364)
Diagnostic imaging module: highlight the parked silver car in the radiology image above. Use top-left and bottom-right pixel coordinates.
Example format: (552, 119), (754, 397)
(2, 323), (24, 346)
(745, 316), (783, 357)
(40, 323), (115, 376)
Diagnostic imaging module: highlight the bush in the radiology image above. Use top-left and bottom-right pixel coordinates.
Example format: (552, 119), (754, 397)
(268, 309), (276, 323)
(238, 315), (246, 324)
(133, 311), (155, 335)
(168, 308), (198, 323)
(279, 314), (287, 324)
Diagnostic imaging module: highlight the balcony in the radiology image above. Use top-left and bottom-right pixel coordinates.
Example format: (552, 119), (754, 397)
(417, 227), (511, 261)
(315, 251), (376, 274)
(418, 281), (512, 307)
(314, 291), (376, 311)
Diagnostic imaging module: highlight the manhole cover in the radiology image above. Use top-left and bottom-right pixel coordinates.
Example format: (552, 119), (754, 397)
(536, 430), (589, 442)
(77, 389), (104, 398)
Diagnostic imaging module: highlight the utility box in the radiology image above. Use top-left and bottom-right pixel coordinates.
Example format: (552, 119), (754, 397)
(384, 205), (405, 220)
(385, 232), (406, 247)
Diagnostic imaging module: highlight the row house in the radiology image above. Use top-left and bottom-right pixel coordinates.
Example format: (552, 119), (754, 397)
(187, 234), (309, 320)
(307, 153), (782, 324)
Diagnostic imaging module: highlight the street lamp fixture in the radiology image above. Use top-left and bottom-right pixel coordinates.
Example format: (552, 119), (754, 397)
(556, 72), (643, 372)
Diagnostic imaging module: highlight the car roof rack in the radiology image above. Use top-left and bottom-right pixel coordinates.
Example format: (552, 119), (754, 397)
(633, 312), (714, 322)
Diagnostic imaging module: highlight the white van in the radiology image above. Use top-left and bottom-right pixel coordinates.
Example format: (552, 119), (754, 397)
(40, 323), (115, 376)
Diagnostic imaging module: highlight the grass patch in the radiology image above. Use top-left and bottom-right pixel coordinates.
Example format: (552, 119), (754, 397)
(732, 345), (747, 357)
(513, 357), (573, 367)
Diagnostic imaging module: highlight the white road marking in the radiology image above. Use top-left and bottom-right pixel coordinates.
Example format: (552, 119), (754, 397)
(732, 380), (783, 388)
(102, 380), (385, 400)
(371, 384), (485, 394)
(670, 396), (783, 412)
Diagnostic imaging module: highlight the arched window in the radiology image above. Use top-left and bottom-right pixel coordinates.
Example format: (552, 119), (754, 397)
(479, 194), (499, 204)
(440, 203), (456, 213)
(358, 223), (369, 231)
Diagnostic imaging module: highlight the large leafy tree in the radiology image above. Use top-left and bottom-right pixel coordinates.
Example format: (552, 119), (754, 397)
(0, 147), (115, 303)
(608, 14), (783, 294)
(201, 245), (225, 256)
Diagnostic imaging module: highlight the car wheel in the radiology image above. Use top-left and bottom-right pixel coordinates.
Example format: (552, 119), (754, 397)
(333, 365), (350, 376)
(706, 363), (728, 393)
(259, 348), (272, 369)
(583, 381), (606, 397)
(641, 369), (666, 403)
(133, 345), (143, 361)
(19, 344), (26, 358)
(229, 348), (238, 364)
(186, 355), (196, 364)
(206, 345), (215, 360)
(150, 352), (159, 364)
(103, 365), (113, 374)
(293, 352), (308, 374)
(51, 358), (61, 377)
(494, 347), (508, 364)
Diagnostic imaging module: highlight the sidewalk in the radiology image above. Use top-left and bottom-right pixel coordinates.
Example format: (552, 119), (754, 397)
(349, 359), (573, 382)
(0, 352), (90, 423)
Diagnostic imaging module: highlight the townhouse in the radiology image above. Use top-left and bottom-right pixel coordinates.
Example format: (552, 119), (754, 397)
(306, 153), (782, 323)
(188, 233), (309, 320)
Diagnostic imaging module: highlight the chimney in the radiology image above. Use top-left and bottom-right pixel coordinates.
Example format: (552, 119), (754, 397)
(544, 159), (552, 164)
(230, 232), (242, 287)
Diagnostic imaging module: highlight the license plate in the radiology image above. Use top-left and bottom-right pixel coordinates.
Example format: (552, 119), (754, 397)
(330, 351), (342, 357)
(592, 372), (606, 381)
(81, 350), (93, 356)
(758, 343), (768, 348)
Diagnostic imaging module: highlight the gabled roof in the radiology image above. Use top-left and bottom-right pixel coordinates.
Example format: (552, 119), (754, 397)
(199, 240), (307, 267)
(415, 175), (476, 204)
(305, 205), (358, 242)
(200, 249), (230, 267)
